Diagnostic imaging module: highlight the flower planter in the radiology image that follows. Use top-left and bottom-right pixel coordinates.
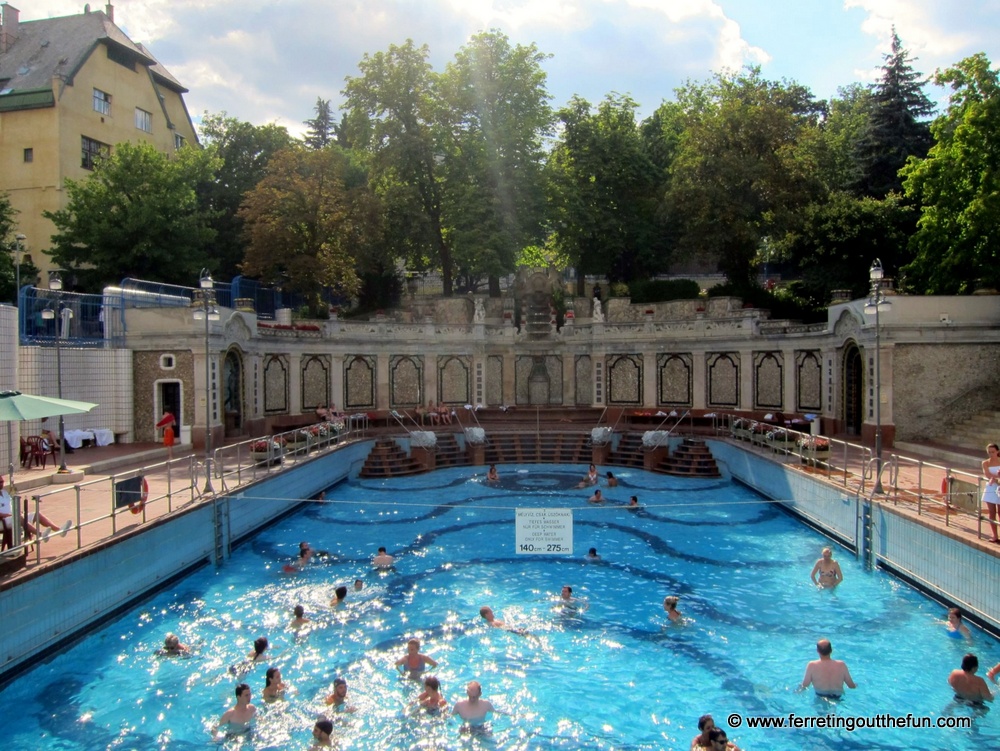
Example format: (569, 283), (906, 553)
(250, 450), (281, 464)
(799, 447), (831, 467)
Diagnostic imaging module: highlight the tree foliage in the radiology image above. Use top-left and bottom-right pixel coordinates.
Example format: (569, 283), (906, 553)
(902, 53), (1000, 293)
(854, 29), (934, 198)
(198, 112), (294, 279)
(665, 68), (824, 288)
(438, 30), (552, 295)
(303, 98), (337, 150)
(548, 94), (668, 293)
(238, 146), (364, 315)
(45, 141), (221, 290)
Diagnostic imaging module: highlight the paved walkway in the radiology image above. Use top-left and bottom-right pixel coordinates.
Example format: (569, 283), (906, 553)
(2, 429), (997, 588)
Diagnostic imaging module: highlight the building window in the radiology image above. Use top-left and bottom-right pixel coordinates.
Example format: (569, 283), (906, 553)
(23, 148), (32, 163)
(174, 133), (186, 150)
(93, 88), (111, 115)
(134, 108), (152, 133)
(81, 136), (110, 170)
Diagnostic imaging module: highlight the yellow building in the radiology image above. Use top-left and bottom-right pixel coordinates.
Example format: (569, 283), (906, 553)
(0, 2), (198, 283)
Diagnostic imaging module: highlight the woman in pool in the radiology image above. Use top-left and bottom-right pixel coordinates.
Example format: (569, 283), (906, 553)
(262, 666), (287, 702)
(946, 607), (972, 640)
(809, 547), (843, 589)
(249, 636), (269, 662)
(663, 595), (682, 623)
(486, 464), (499, 482)
(982, 443), (1000, 543)
(577, 464), (600, 488)
(395, 637), (439, 679)
(417, 675), (448, 712)
(605, 471), (618, 487)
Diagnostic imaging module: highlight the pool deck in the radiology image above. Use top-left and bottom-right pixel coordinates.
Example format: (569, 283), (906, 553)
(1, 429), (997, 589)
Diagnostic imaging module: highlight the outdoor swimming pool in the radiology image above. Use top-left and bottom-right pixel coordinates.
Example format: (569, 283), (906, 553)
(1, 463), (998, 750)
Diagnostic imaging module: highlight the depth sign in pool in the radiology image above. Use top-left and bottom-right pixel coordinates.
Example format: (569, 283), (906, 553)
(515, 508), (573, 554)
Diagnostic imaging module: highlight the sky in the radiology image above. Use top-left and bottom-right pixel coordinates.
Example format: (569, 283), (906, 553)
(17, 1), (1000, 137)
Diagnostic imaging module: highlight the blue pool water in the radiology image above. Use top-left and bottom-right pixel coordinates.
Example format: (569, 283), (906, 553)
(2, 464), (998, 750)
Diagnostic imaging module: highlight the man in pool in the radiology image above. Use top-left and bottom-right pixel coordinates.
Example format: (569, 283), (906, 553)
(949, 653), (994, 704)
(809, 547), (843, 589)
(373, 546), (395, 568)
(311, 718), (334, 747)
(215, 683), (256, 735)
(160, 633), (189, 656)
(453, 680), (498, 731)
(353, 578), (364, 591)
(559, 585), (588, 614)
(479, 605), (529, 635)
(324, 677), (357, 712)
(588, 489), (604, 504)
(798, 639), (856, 697)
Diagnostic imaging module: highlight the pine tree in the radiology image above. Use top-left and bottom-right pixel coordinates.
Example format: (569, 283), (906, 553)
(854, 29), (935, 198)
(303, 97), (336, 150)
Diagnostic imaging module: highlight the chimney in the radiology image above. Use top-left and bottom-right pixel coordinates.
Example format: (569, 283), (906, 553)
(105, 3), (114, 23)
(1, 3), (20, 54)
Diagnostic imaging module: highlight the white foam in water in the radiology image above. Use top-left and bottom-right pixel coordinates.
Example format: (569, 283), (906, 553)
(1, 463), (997, 750)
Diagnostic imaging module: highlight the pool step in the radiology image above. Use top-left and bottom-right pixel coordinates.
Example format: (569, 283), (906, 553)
(358, 438), (424, 478)
(485, 433), (591, 464)
(435, 433), (470, 468)
(655, 438), (721, 478)
(609, 432), (646, 467)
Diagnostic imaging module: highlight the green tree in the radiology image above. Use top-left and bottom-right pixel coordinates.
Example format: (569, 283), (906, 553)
(198, 112), (294, 279)
(45, 142), (221, 290)
(548, 94), (667, 294)
(238, 146), (363, 315)
(303, 97), (337, 150)
(902, 53), (1000, 293)
(796, 84), (872, 194)
(438, 30), (553, 296)
(343, 41), (454, 294)
(855, 29), (934, 198)
(665, 67), (824, 289)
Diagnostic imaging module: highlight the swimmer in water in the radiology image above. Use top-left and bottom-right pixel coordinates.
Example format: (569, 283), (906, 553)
(627, 495), (639, 508)
(311, 718), (334, 747)
(487, 464), (499, 482)
(809, 547), (843, 589)
(558, 585), (588, 614)
(353, 578), (364, 591)
(588, 489), (604, 504)
(373, 546), (395, 568)
(949, 653), (994, 704)
(417, 675), (448, 712)
(395, 637), (439, 679)
(262, 666), (287, 702)
(289, 605), (310, 629)
(249, 636), (269, 662)
(453, 680), (499, 732)
(663, 595), (682, 623)
(324, 677), (357, 713)
(577, 464), (600, 488)
(479, 605), (529, 635)
(330, 585), (348, 607)
(214, 683), (256, 736)
(585, 547), (601, 561)
(605, 471), (618, 487)
(946, 607), (972, 640)
(160, 633), (189, 656)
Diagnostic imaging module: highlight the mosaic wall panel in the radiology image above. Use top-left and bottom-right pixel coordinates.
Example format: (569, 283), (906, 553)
(486, 355), (504, 406)
(796, 350), (822, 411)
(753, 352), (783, 409)
(344, 355), (376, 409)
(301, 355), (331, 411)
(707, 352), (739, 408)
(606, 354), (642, 406)
(263, 355), (289, 414)
(438, 356), (471, 405)
(575, 355), (592, 405)
(546, 355), (564, 405)
(513, 356), (560, 405)
(390, 355), (423, 407)
(657, 353), (692, 406)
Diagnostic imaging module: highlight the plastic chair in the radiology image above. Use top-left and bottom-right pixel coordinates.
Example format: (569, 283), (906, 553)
(24, 436), (50, 468)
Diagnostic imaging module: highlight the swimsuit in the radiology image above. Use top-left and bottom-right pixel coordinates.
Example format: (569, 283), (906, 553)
(946, 627), (964, 639)
(983, 466), (1000, 505)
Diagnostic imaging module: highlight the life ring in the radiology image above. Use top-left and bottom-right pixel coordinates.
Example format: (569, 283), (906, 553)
(129, 477), (149, 515)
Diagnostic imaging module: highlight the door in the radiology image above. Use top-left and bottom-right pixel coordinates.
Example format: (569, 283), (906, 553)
(843, 345), (863, 436)
(159, 381), (181, 432)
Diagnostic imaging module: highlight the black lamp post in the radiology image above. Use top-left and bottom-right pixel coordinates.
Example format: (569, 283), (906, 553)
(864, 259), (890, 494)
(193, 270), (219, 494)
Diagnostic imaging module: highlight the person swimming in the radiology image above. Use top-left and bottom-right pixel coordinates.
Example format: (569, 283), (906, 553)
(159, 632), (190, 656)
(946, 607), (972, 640)
(215, 683), (256, 736)
(395, 637), (439, 679)
(809, 547), (843, 589)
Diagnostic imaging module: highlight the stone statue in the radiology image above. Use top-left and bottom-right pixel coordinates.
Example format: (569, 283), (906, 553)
(474, 297), (486, 323)
(592, 297), (604, 322)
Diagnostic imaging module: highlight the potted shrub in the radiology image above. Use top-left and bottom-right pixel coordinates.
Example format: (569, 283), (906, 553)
(731, 418), (752, 441)
(766, 428), (796, 454)
(750, 421), (770, 446)
(798, 435), (831, 465)
(250, 436), (285, 463)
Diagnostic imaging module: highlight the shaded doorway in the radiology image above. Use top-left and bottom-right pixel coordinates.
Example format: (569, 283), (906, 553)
(223, 350), (244, 438)
(843, 344), (863, 436)
(157, 381), (182, 439)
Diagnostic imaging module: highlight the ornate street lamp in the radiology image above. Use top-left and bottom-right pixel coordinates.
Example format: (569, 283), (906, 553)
(864, 259), (891, 494)
(193, 270), (220, 494)
(41, 272), (72, 472)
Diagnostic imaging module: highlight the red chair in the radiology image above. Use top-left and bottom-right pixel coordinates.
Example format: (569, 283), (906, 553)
(24, 436), (51, 468)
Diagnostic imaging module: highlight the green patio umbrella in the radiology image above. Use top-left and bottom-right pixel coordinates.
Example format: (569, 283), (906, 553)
(0, 390), (97, 484)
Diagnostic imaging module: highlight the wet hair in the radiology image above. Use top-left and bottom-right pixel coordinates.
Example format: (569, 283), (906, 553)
(333, 677), (347, 688)
(424, 675), (440, 691)
(588, 548), (597, 556)
(816, 639), (833, 656)
(949, 607), (963, 621)
(235, 683), (250, 698)
(962, 653), (979, 672)
(606, 471), (614, 478)
(314, 719), (334, 735)
(378, 546), (387, 554)
(293, 605), (304, 618)
(299, 541), (310, 553)
(164, 633), (179, 648)
(563, 585), (572, 595)
(479, 606), (492, 619)
(335, 586), (348, 600)
(354, 579), (364, 588)
(708, 728), (728, 744)
(265, 666), (279, 687)
(629, 495), (638, 504)
(698, 714), (714, 731)
(664, 596), (679, 610)
(253, 637), (268, 656)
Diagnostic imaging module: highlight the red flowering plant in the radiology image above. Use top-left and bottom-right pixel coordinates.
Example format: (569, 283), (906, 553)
(250, 436), (285, 452)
